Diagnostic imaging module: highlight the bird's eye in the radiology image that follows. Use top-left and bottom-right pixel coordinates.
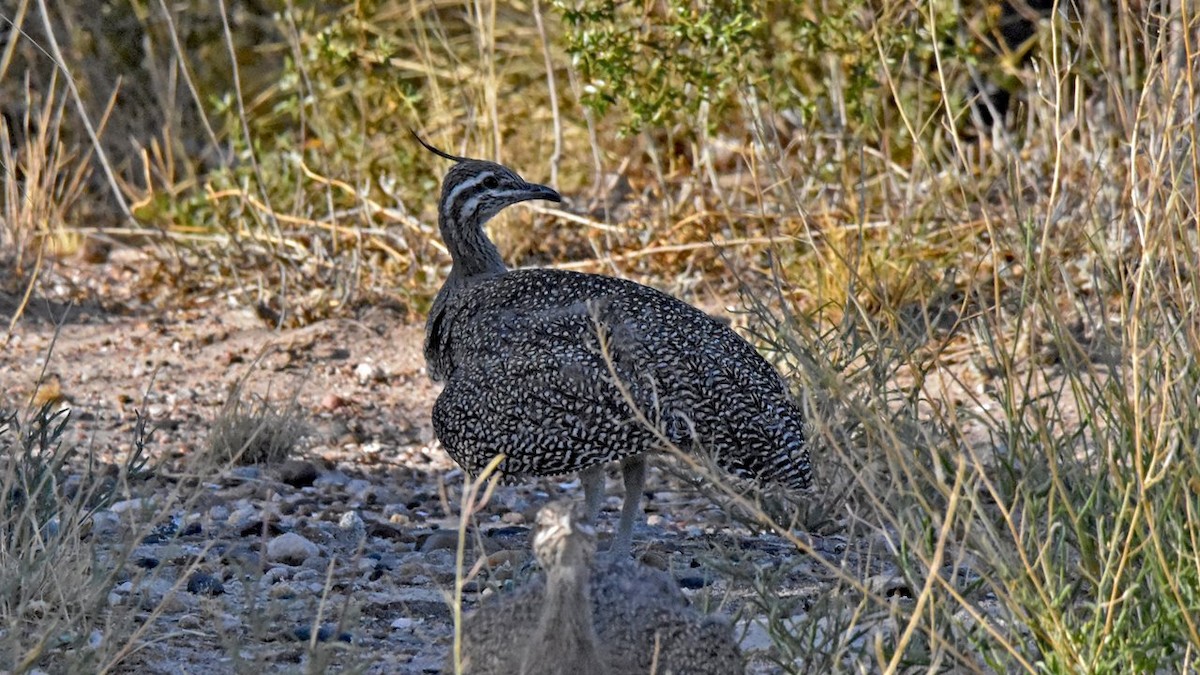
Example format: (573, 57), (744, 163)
(482, 175), (500, 189)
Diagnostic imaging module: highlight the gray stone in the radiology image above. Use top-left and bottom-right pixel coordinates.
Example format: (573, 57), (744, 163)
(267, 532), (320, 565)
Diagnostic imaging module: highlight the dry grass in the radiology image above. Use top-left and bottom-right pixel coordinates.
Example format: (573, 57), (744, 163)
(207, 381), (307, 466)
(3, 0), (1200, 672)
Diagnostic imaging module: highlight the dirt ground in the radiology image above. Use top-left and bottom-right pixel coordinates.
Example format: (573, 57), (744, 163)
(1, 251), (875, 674)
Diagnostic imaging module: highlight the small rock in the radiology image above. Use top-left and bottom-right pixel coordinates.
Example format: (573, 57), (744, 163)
(293, 569), (320, 583)
(238, 516), (284, 538)
(268, 583), (299, 599)
(390, 617), (418, 631)
(89, 511), (122, 543)
(178, 614), (203, 630)
(217, 613), (241, 633)
(866, 574), (914, 600)
(318, 393), (349, 411)
(186, 572), (225, 596)
(110, 498), (146, 514)
(354, 362), (384, 385)
(314, 471), (350, 488)
(142, 517), (180, 544)
(638, 550), (670, 571)
(373, 588), (453, 619)
(261, 566), (293, 585)
(135, 578), (192, 613)
(291, 624), (352, 643)
(382, 503), (410, 519)
(485, 549), (526, 570)
(267, 532), (320, 565)
(419, 530), (460, 552)
(301, 556), (330, 573)
(500, 511), (525, 525)
(339, 511), (365, 531)
(229, 466), (261, 481)
(345, 479), (373, 502)
(367, 520), (413, 543)
(677, 574), (713, 590)
(277, 460), (319, 488)
(737, 618), (776, 653)
(486, 525), (529, 538)
(134, 557), (160, 570)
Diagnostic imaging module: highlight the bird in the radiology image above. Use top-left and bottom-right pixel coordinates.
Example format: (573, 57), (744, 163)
(457, 501), (744, 675)
(458, 501), (609, 675)
(417, 131), (812, 554)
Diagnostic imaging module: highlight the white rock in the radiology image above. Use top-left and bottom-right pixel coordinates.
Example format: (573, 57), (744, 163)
(338, 511), (364, 531)
(109, 499), (146, 514)
(391, 617), (418, 631)
(267, 532), (320, 565)
(354, 362), (384, 384)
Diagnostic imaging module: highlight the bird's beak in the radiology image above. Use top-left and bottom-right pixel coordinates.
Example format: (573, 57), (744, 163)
(525, 182), (562, 203)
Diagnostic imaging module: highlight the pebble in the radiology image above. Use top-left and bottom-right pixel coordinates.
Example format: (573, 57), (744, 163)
(89, 510), (122, 543)
(277, 460), (319, 488)
(110, 498), (147, 514)
(338, 511), (365, 531)
(261, 566), (293, 584)
(314, 471), (350, 488)
(292, 624), (352, 643)
(135, 578), (193, 613)
(178, 614), (203, 630)
(217, 613), (241, 633)
(419, 530), (460, 553)
(186, 572), (225, 595)
(267, 532), (320, 565)
(390, 617), (418, 631)
(354, 362), (384, 385)
(319, 393), (348, 411)
(866, 574), (914, 600)
(268, 583), (299, 599)
(677, 574), (713, 590)
(345, 479), (374, 502)
(141, 517), (180, 544)
(229, 466), (261, 481)
(238, 516), (284, 538)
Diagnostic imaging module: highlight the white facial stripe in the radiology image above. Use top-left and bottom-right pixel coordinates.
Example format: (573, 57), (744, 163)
(442, 171), (493, 210)
(456, 188), (529, 222)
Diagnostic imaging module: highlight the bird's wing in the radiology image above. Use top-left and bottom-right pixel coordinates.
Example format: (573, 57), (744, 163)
(432, 299), (681, 477)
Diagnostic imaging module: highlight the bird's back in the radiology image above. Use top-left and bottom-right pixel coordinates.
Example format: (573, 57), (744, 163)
(590, 556), (744, 675)
(458, 577), (543, 674)
(426, 268), (811, 489)
(459, 553), (743, 675)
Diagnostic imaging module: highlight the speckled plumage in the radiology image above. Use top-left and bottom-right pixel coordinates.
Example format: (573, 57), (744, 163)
(417, 134), (811, 551)
(427, 267), (811, 487)
(457, 502), (744, 675)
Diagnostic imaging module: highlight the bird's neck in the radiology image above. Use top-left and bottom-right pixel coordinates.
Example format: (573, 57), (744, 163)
(442, 218), (507, 286)
(521, 565), (605, 675)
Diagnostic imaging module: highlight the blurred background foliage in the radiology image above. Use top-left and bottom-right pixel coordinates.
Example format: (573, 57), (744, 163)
(0, 0), (1070, 321)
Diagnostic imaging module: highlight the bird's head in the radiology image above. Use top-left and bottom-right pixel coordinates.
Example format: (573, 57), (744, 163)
(412, 131), (561, 231)
(532, 501), (596, 571)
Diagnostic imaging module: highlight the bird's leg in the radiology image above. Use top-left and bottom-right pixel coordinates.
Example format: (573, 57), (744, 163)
(581, 463), (606, 526)
(612, 454), (647, 556)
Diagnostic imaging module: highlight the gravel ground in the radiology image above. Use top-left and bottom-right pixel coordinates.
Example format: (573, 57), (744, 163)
(1, 254), (902, 674)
